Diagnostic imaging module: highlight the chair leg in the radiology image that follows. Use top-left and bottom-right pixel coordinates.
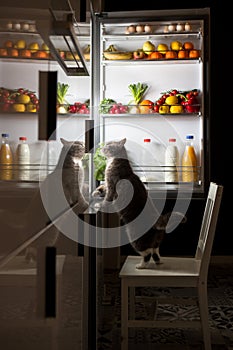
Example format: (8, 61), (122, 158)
(129, 287), (135, 320)
(121, 280), (128, 350)
(198, 283), (212, 350)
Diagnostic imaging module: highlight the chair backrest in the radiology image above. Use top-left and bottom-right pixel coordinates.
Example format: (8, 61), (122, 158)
(195, 182), (223, 279)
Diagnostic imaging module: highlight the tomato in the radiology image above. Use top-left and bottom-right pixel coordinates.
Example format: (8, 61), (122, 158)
(187, 96), (198, 105)
(156, 98), (165, 106)
(186, 92), (193, 99)
(186, 104), (200, 113)
(153, 104), (160, 113)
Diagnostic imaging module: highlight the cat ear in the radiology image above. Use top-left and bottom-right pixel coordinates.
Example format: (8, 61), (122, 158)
(120, 138), (126, 146)
(60, 138), (66, 145)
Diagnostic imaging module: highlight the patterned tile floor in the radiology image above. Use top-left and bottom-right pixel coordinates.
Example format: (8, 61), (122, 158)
(0, 255), (232, 349)
(97, 260), (233, 350)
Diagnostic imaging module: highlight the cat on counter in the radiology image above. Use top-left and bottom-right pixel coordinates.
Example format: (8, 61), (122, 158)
(92, 138), (186, 269)
(24, 138), (89, 262)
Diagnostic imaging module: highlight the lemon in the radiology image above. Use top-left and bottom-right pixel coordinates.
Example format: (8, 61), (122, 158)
(170, 41), (183, 51)
(12, 103), (26, 112)
(165, 96), (178, 105)
(28, 42), (39, 52)
(159, 105), (170, 114)
(41, 42), (50, 51)
(17, 94), (31, 104)
(157, 43), (168, 54)
(26, 103), (37, 112)
(15, 40), (26, 49)
(170, 105), (184, 114)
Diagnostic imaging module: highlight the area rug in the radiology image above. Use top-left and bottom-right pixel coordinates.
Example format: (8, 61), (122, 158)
(97, 261), (233, 350)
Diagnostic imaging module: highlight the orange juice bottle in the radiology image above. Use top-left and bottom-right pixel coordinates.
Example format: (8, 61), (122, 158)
(182, 135), (198, 182)
(0, 133), (13, 180)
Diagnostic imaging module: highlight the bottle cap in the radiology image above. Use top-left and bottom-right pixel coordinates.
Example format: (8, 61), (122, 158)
(19, 136), (27, 140)
(144, 138), (151, 142)
(1, 133), (9, 138)
(169, 138), (176, 142)
(186, 134), (194, 140)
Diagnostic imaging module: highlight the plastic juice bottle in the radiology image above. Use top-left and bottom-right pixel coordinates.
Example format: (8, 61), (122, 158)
(182, 135), (198, 182)
(0, 133), (13, 180)
(165, 138), (179, 182)
(16, 136), (30, 181)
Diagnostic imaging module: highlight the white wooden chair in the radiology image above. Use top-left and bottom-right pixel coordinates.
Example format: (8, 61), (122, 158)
(119, 182), (223, 350)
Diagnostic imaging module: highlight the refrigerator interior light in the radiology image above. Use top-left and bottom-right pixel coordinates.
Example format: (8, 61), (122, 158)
(47, 14), (90, 76)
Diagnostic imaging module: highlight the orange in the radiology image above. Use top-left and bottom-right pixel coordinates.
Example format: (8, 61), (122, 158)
(0, 48), (7, 56)
(165, 50), (178, 59)
(4, 40), (14, 48)
(139, 99), (154, 114)
(189, 49), (200, 58)
(20, 49), (31, 58)
(178, 50), (189, 59)
(32, 50), (48, 59)
(7, 48), (18, 57)
(183, 42), (194, 50)
(148, 51), (163, 59)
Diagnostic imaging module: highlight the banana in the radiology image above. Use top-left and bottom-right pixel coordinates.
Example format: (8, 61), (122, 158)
(83, 44), (90, 60)
(104, 45), (118, 52)
(103, 51), (133, 60)
(103, 45), (132, 60)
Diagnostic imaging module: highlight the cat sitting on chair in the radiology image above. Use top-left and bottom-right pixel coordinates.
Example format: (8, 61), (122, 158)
(92, 138), (186, 269)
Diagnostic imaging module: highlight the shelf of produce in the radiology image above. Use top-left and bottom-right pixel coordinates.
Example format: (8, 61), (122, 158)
(102, 31), (202, 41)
(0, 112), (90, 118)
(0, 56), (90, 64)
(100, 113), (201, 118)
(102, 57), (202, 65)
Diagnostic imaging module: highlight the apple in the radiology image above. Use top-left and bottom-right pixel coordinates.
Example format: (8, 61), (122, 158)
(59, 51), (65, 59)
(133, 49), (145, 59)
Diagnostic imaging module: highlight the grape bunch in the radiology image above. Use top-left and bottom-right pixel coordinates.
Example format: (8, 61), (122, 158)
(99, 98), (128, 114)
(69, 102), (90, 114)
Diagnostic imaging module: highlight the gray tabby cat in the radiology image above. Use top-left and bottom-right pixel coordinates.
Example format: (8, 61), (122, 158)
(93, 138), (186, 269)
(25, 138), (88, 262)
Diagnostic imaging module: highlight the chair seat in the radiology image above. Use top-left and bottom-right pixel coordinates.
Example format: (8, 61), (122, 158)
(119, 182), (223, 350)
(120, 255), (201, 287)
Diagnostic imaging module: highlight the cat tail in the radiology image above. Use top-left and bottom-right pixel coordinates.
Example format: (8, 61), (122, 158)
(155, 211), (187, 233)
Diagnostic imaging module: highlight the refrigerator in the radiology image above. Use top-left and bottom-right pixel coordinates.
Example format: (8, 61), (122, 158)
(92, 7), (210, 196)
(0, 2), (210, 349)
(91, 6), (211, 349)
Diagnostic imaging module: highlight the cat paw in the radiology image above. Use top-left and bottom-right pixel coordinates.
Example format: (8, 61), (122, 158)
(25, 247), (37, 263)
(156, 260), (163, 265)
(136, 263), (148, 269)
(94, 201), (102, 209)
(92, 185), (106, 198)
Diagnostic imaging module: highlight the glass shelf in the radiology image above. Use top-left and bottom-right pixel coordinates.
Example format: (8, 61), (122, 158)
(102, 57), (202, 65)
(102, 31), (202, 41)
